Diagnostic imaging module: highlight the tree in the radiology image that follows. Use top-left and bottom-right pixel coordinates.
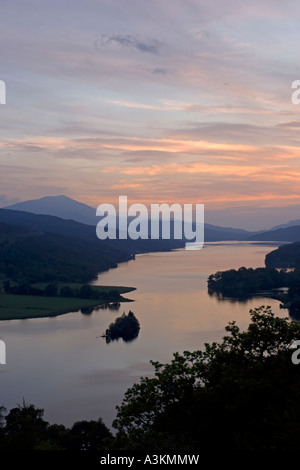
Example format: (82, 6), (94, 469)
(44, 283), (58, 297)
(0, 406), (6, 428)
(0, 402), (112, 450)
(36, 423), (68, 450)
(4, 400), (48, 450)
(113, 306), (300, 450)
(0, 406), (6, 450)
(105, 311), (140, 343)
(3, 280), (10, 293)
(59, 286), (74, 297)
(65, 418), (113, 451)
(79, 284), (92, 299)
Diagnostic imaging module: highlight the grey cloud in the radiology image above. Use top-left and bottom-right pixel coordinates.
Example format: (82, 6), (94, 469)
(277, 121), (300, 128)
(165, 121), (300, 147)
(151, 67), (169, 75)
(122, 150), (178, 163)
(95, 33), (162, 54)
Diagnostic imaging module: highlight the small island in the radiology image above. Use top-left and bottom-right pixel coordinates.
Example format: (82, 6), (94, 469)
(102, 311), (140, 343)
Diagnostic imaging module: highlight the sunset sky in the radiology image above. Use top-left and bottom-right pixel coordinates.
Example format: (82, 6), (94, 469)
(1, 0), (300, 229)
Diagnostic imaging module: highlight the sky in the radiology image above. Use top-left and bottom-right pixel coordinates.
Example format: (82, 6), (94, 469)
(0, 0), (300, 230)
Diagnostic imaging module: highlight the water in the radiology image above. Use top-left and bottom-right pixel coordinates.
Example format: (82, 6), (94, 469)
(0, 242), (286, 430)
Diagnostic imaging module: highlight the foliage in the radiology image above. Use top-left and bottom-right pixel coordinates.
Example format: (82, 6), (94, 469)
(207, 266), (298, 296)
(105, 311), (140, 342)
(3, 281), (122, 301)
(287, 282), (300, 319)
(0, 231), (131, 284)
(266, 242), (300, 269)
(113, 306), (300, 450)
(3, 400), (48, 450)
(65, 419), (113, 451)
(0, 209), (185, 286)
(0, 400), (112, 451)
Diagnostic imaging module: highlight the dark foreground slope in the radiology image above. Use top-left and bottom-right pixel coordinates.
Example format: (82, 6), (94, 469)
(0, 222), (131, 284)
(0, 209), (185, 283)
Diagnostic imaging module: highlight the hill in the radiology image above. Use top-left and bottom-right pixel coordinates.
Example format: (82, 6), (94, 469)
(248, 225), (300, 242)
(204, 223), (250, 241)
(4, 195), (97, 226)
(265, 242), (300, 269)
(0, 212), (132, 283)
(0, 208), (186, 254)
(4, 195), (253, 242)
(271, 219), (300, 230)
(0, 209), (189, 283)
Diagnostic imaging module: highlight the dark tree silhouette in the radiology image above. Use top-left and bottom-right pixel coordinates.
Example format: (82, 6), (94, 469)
(113, 307), (300, 450)
(104, 311), (140, 343)
(65, 419), (113, 451)
(4, 400), (48, 450)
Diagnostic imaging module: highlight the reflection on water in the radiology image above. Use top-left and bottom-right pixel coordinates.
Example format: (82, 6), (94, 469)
(81, 302), (121, 315)
(208, 289), (257, 304)
(208, 288), (283, 304)
(103, 336), (139, 344)
(103, 333), (140, 345)
(0, 242), (286, 429)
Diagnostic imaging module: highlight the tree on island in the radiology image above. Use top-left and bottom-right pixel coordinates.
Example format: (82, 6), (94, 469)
(104, 311), (140, 343)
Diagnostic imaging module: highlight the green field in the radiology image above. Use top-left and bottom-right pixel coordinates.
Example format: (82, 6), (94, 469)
(0, 285), (136, 320)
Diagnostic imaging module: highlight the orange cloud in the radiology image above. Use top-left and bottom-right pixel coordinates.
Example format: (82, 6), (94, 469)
(101, 137), (258, 154)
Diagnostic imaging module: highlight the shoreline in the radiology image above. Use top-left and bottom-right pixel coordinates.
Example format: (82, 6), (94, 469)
(0, 286), (136, 321)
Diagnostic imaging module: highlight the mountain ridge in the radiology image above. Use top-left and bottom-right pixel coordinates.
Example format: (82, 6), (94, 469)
(3, 195), (253, 241)
(5, 195), (300, 243)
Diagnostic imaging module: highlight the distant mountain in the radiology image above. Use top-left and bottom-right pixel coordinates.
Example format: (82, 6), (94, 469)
(0, 207), (100, 241)
(271, 219), (300, 230)
(3, 195), (253, 242)
(4, 195), (97, 226)
(248, 225), (300, 242)
(205, 223), (249, 235)
(6, 195), (300, 266)
(0, 208), (185, 256)
(204, 223), (250, 241)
